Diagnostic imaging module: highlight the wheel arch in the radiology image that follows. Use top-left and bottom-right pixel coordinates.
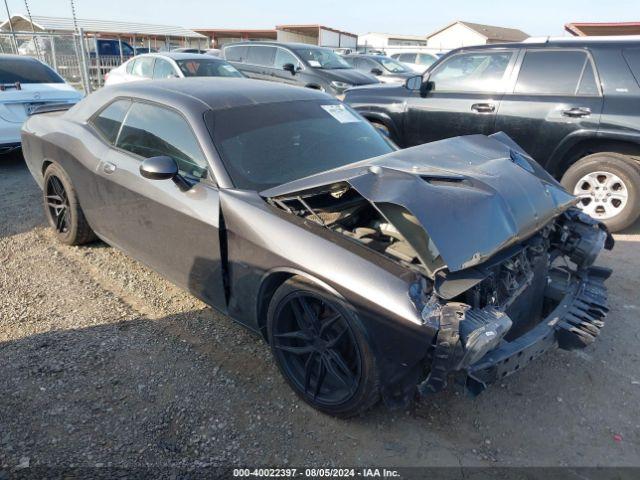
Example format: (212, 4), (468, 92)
(41, 159), (54, 176)
(255, 268), (345, 340)
(358, 111), (401, 144)
(550, 133), (640, 178)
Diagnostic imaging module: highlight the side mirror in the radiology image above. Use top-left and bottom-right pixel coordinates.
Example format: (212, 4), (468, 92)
(419, 80), (435, 97)
(370, 68), (383, 76)
(140, 156), (194, 191)
(405, 75), (422, 91)
(140, 156), (177, 180)
(283, 63), (296, 75)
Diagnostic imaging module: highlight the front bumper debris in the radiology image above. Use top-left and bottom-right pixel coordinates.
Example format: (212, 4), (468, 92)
(418, 265), (611, 397)
(465, 266), (610, 395)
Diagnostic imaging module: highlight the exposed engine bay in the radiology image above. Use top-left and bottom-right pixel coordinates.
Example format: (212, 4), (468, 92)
(270, 183), (426, 271)
(270, 183), (614, 402)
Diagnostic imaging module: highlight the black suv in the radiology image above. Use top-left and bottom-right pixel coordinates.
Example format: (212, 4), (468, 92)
(345, 38), (640, 232)
(223, 42), (379, 98)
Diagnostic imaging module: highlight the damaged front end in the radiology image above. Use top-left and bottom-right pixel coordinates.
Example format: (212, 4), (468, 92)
(416, 209), (613, 396)
(262, 134), (614, 401)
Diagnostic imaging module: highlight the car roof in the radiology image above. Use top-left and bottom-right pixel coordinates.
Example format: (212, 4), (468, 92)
(136, 52), (224, 61)
(0, 54), (42, 63)
(391, 51), (437, 56)
(344, 54), (388, 60)
(223, 41), (332, 50)
(451, 37), (640, 53)
(99, 77), (331, 112)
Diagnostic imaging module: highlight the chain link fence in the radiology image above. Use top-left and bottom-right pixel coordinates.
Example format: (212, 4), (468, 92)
(0, 31), (134, 93)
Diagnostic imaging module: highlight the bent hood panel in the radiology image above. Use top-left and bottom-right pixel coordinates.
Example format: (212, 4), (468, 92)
(262, 134), (576, 273)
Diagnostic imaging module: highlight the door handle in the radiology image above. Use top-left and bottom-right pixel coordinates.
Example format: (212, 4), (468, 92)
(471, 103), (496, 113)
(562, 107), (591, 118)
(102, 161), (117, 174)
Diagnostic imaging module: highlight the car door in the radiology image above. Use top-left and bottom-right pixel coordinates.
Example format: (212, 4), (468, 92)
(494, 49), (603, 167)
(271, 47), (303, 86)
(93, 100), (227, 310)
(404, 49), (517, 146)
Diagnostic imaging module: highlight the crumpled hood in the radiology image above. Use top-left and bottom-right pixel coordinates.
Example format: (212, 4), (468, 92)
(262, 133), (577, 274)
(319, 68), (379, 86)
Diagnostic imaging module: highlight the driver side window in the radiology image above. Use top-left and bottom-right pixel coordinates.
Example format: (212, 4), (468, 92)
(274, 48), (299, 70)
(116, 102), (208, 179)
(429, 51), (514, 93)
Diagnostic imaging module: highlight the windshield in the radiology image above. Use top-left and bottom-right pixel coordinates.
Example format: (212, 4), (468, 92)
(207, 100), (395, 190)
(176, 59), (243, 77)
(379, 58), (410, 73)
(293, 48), (351, 69)
(0, 58), (64, 84)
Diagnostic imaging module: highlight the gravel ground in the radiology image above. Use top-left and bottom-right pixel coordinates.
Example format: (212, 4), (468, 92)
(1, 153), (640, 473)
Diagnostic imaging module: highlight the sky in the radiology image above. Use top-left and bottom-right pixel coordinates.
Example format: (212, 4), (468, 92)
(3, 0), (640, 37)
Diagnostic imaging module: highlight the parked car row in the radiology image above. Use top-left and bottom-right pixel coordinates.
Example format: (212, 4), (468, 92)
(345, 37), (640, 232)
(223, 42), (380, 98)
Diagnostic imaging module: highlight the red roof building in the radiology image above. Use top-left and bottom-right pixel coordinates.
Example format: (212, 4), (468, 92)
(565, 22), (640, 36)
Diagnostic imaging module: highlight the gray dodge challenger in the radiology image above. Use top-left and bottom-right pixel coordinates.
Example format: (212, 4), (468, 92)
(21, 78), (613, 417)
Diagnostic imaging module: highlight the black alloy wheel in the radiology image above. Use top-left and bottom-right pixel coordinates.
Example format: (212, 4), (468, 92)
(271, 291), (362, 406)
(43, 163), (96, 245)
(45, 175), (71, 234)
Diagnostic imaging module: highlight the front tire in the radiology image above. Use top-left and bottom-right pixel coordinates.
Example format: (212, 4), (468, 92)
(561, 153), (640, 232)
(43, 163), (96, 245)
(267, 277), (379, 417)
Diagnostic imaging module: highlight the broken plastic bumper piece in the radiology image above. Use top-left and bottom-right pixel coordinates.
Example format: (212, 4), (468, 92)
(418, 266), (611, 397)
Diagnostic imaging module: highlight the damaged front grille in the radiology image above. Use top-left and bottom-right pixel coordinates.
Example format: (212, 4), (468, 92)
(418, 209), (613, 397)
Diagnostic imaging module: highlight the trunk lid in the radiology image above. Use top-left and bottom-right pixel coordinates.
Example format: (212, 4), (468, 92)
(0, 83), (81, 123)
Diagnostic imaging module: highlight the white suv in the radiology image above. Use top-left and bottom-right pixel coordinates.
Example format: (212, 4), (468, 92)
(0, 55), (81, 153)
(390, 51), (440, 74)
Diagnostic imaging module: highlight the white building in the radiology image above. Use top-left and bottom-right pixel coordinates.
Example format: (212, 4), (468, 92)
(276, 24), (357, 49)
(357, 32), (434, 54)
(427, 21), (529, 51)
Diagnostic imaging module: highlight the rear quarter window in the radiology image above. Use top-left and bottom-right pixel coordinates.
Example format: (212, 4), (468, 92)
(224, 45), (248, 62)
(515, 50), (598, 96)
(90, 99), (132, 144)
(246, 46), (276, 66)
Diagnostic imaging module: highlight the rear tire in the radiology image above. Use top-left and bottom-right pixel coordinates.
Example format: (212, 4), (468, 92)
(561, 153), (640, 232)
(267, 276), (379, 417)
(43, 163), (96, 245)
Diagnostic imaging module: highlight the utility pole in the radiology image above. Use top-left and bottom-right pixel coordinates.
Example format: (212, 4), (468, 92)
(23, 0), (41, 60)
(69, 0), (90, 93)
(3, 0), (19, 53)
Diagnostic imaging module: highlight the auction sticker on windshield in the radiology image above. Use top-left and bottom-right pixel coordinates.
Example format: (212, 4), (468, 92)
(321, 104), (361, 123)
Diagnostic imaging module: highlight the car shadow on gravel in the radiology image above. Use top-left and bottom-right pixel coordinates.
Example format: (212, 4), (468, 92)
(0, 152), (45, 239)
